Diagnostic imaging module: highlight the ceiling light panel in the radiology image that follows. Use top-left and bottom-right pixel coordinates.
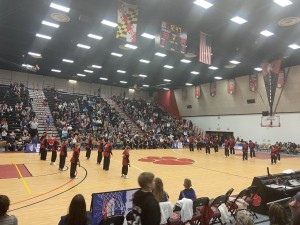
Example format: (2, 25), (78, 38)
(143, 85), (150, 87)
(155, 52), (167, 57)
(254, 67), (262, 71)
(139, 74), (147, 78)
(111, 52), (123, 57)
(87, 34), (103, 40)
(185, 83), (193, 86)
(117, 70), (126, 73)
(62, 59), (74, 63)
(163, 79), (171, 82)
(41, 20), (59, 28)
(120, 81), (127, 84)
(51, 69), (61, 73)
(101, 20), (118, 27)
(288, 44), (300, 49)
(230, 60), (240, 64)
(214, 76), (223, 80)
(124, 44), (138, 49)
(100, 77), (108, 80)
(191, 71), (200, 75)
(273, 0), (293, 7)
(230, 16), (248, 24)
(139, 59), (150, 63)
(92, 65), (102, 69)
(164, 65), (174, 69)
(84, 70), (93, 73)
(181, 59), (191, 63)
(209, 66), (218, 70)
(28, 52), (41, 57)
(260, 30), (274, 37)
(141, 33), (155, 39)
(36, 33), (52, 40)
(193, 0), (213, 9)
(77, 44), (91, 49)
(50, 3), (70, 12)
(77, 73), (86, 77)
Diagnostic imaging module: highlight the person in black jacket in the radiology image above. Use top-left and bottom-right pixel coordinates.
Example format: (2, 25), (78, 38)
(131, 172), (161, 225)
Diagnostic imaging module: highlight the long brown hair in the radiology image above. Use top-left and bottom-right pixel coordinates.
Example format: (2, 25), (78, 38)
(65, 194), (88, 225)
(153, 177), (164, 202)
(268, 203), (289, 225)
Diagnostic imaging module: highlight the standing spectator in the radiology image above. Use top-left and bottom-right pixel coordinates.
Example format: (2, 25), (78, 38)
(178, 178), (197, 201)
(30, 118), (39, 137)
(153, 177), (169, 202)
(0, 195), (18, 225)
(58, 194), (92, 225)
(46, 115), (50, 131)
(131, 172), (161, 225)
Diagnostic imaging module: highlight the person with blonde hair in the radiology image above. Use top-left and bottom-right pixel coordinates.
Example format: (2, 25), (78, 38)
(178, 178), (197, 201)
(153, 177), (169, 202)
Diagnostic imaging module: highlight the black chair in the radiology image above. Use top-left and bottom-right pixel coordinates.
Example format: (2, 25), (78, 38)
(225, 188), (234, 202)
(210, 195), (227, 225)
(99, 215), (124, 225)
(191, 197), (209, 225)
(227, 188), (251, 218)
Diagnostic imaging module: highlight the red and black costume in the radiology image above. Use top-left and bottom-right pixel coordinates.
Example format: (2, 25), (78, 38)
(249, 141), (255, 158)
(97, 139), (104, 164)
(70, 147), (80, 179)
(40, 135), (48, 160)
(205, 138), (211, 154)
(51, 137), (59, 163)
(196, 135), (202, 151)
(224, 140), (230, 157)
(59, 141), (67, 170)
(275, 144), (281, 161)
(213, 137), (219, 153)
(189, 135), (194, 152)
(271, 146), (277, 164)
(122, 150), (130, 176)
(229, 139), (235, 154)
(85, 137), (93, 159)
(242, 142), (248, 160)
(103, 142), (113, 171)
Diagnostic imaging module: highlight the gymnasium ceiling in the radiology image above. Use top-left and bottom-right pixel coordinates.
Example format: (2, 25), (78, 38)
(0, 0), (300, 90)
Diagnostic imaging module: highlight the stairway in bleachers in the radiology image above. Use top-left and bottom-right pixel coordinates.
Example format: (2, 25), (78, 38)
(28, 89), (59, 137)
(108, 99), (144, 135)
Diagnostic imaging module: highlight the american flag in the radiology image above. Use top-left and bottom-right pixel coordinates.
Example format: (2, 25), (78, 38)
(199, 32), (212, 65)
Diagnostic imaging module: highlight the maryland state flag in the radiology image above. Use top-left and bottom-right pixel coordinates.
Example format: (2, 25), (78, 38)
(262, 60), (281, 115)
(116, 1), (138, 42)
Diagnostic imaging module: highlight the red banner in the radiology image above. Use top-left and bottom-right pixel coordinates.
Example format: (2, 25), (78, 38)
(195, 86), (201, 99)
(277, 69), (286, 88)
(249, 74), (258, 92)
(210, 81), (216, 97)
(227, 79), (235, 94)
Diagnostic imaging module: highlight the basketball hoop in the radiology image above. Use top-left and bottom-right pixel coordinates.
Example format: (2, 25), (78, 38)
(261, 115), (280, 127)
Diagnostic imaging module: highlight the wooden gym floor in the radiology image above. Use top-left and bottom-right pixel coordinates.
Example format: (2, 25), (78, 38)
(1, 148), (299, 225)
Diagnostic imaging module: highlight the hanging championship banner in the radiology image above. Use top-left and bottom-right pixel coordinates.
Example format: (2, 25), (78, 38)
(262, 60), (281, 115)
(277, 69), (286, 88)
(182, 87), (187, 100)
(160, 21), (187, 54)
(116, 1), (138, 42)
(210, 81), (216, 97)
(195, 85), (201, 99)
(249, 74), (258, 92)
(227, 79), (235, 94)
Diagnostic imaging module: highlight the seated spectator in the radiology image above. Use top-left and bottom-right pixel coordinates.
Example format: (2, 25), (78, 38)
(268, 203), (289, 225)
(235, 209), (254, 225)
(292, 211), (300, 225)
(58, 194), (92, 225)
(0, 194), (18, 225)
(178, 178), (197, 201)
(153, 177), (169, 202)
(289, 191), (300, 220)
(1, 129), (7, 141)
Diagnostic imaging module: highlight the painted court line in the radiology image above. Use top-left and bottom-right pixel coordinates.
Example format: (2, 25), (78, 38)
(13, 162), (32, 194)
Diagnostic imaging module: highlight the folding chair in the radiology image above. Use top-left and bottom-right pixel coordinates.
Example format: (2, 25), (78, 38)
(99, 215), (124, 225)
(227, 188), (251, 218)
(192, 197), (212, 225)
(167, 198), (193, 225)
(210, 195), (227, 225)
(244, 186), (258, 219)
(225, 188), (234, 203)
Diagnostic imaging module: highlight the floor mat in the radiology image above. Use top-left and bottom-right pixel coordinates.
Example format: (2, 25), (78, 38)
(0, 164), (32, 179)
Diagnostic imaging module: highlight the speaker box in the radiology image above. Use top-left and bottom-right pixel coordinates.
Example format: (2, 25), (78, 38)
(262, 111), (269, 116)
(247, 99), (256, 104)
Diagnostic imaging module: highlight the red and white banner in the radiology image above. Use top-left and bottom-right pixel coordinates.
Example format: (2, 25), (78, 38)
(249, 74), (258, 92)
(182, 87), (187, 100)
(210, 81), (216, 97)
(277, 70), (286, 88)
(227, 79), (235, 94)
(195, 85), (201, 99)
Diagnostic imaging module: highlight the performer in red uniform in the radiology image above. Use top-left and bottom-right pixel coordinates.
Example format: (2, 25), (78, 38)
(196, 134), (202, 151)
(59, 139), (68, 171)
(189, 134), (194, 152)
(40, 132), (48, 160)
(205, 137), (211, 154)
(85, 135), (93, 160)
(70, 143), (80, 179)
(249, 140), (256, 158)
(50, 135), (59, 165)
(242, 141), (248, 160)
(97, 138), (105, 165)
(213, 137), (219, 153)
(229, 137), (235, 154)
(271, 145), (277, 164)
(224, 139), (230, 158)
(121, 146), (130, 179)
(103, 140), (113, 171)
(275, 142), (281, 161)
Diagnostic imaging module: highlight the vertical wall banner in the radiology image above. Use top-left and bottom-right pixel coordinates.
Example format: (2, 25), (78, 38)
(277, 69), (286, 88)
(262, 60), (281, 115)
(182, 87), (187, 100)
(116, 1), (138, 42)
(195, 85), (201, 99)
(199, 32), (212, 65)
(91, 188), (139, 225)
(227, 79), (235, 94)
(210, 81), (216, 97)
(160, 21), (187, 54)
(249, 74), (258, 92)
